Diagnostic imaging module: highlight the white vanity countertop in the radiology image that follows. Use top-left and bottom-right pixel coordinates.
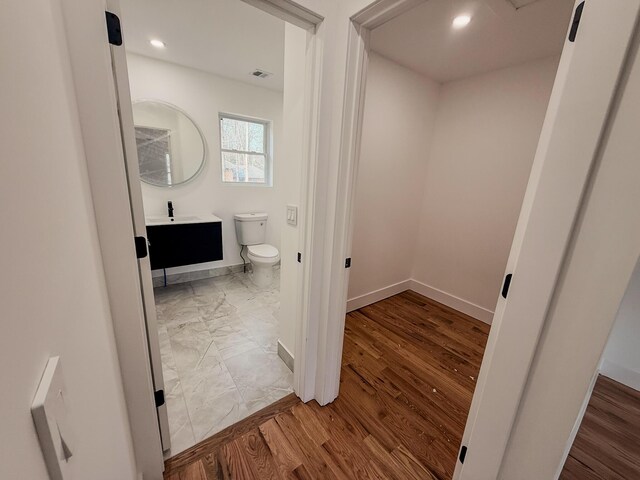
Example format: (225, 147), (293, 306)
(145, 213), (223, 226)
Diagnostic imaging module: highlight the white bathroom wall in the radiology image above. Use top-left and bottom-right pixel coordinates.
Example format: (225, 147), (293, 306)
(347, 53), (440, 307)
(412, 56), (560, 319)
(278, 24), (308, 355)
(601, 257), (640, 390)
(0, 0), (137, 478)
(126, 53), (286, 274)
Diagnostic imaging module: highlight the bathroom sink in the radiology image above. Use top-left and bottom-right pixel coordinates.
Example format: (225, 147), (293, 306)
(145, 214), (222, 226)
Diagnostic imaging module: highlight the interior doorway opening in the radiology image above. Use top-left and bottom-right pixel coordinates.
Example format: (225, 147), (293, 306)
(111, 0), (316, 461)
(344, 0), (576, 477)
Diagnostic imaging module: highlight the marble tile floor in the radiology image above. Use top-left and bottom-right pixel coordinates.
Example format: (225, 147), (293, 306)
(154, 269), (293, 457)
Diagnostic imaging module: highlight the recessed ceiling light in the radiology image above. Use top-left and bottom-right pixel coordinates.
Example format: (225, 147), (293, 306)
(452, 15), (472, 29)
(149, 39), (166, 49)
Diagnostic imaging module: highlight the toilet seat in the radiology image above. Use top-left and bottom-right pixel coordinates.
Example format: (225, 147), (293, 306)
(247, 244), (279, 259)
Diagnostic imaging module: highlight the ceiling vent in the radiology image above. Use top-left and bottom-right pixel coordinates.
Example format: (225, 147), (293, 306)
(251, 69), (272, 79)
(506, 0), (543, 9)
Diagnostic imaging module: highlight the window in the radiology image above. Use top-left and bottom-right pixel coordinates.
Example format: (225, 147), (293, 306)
(219, 114), (271, 185)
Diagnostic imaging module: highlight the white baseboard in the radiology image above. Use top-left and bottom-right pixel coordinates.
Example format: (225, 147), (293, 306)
(346, 280), (412, 312)
(409, 279), (494, 325)
(600, 359), (640, 391)
(277, 339), (294, 372)
(346, 278), (494, 325)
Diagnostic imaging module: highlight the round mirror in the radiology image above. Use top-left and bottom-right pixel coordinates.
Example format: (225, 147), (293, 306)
(132, 101), (206, 187)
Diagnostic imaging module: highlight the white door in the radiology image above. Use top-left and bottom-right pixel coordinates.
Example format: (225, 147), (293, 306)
(105, 7), (172, 451)
(454, 1), (640, 478)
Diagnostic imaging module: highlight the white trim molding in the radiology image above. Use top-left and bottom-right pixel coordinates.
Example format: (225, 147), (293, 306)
(240, 0), (323, 30)
(600, 360), (640, 391)
(346, 280), (412, 312)
(277, 339), (295, 372)
(346, 280), (494, 325)
(410, 280), (494, 325)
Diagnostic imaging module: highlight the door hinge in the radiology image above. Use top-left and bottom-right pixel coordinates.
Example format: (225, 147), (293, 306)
(134, 236), (148, 259)
(502, 273), (513, 299)
(345, 258), (352, 269)
(154, 390), (165, 408)
(297, 252), (302, 263)
(105, 11), (123, 46)
(569, 2), (585, 42)
(459, 445), (468, 464)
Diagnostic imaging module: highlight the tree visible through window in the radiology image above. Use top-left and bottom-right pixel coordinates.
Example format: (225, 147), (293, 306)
(220, 115), (270, 184)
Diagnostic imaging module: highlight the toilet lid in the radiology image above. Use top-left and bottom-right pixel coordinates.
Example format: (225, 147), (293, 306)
(247, 244), (279, 258)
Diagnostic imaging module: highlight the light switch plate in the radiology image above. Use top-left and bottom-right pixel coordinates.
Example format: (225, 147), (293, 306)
(31, 357), (74, 480)
(286, 205), (298, 226)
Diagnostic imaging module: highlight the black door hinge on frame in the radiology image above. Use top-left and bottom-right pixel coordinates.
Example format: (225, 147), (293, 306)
(134, 236), (148, 259)
(297, 252), (302, 263)
(502, 273), (513, 299)
(459, 445), (468, 464)
(154, 390), (165, 408)
(105, 11), (123, 46)
(569, 2), (585, 42)
(345, 258), (352, 269)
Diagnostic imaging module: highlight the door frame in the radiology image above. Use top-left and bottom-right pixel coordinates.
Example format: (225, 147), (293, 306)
(331, 0), (640, 479)
(313, 0), (427, 404)
(63, 0), (324, 477)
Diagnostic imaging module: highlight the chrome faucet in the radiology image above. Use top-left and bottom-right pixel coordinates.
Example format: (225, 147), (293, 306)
(168, 201), (174, 218)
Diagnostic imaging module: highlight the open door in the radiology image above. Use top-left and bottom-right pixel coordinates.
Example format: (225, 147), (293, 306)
(105, 7), (171, 451)
(454, 1), (640, 478)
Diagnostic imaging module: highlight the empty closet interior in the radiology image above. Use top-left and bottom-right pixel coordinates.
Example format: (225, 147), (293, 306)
(348, 0), (576, 320)
(342, 0), (577, 477)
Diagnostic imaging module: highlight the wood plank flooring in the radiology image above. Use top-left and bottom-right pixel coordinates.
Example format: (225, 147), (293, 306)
(560, 375), (640, 480)
(163, 290), (490, 479)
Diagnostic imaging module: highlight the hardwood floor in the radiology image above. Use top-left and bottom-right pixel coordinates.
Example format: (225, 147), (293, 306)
(560, 375), (640, 480)
(163, 290), (490, 479)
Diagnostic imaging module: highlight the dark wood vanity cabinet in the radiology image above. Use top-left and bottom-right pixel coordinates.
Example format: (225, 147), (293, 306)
(146, 221), (223, 270)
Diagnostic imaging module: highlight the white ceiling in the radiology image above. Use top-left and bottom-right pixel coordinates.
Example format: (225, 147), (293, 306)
(370, 0), (576, 83)
(119, 0), (286, 91)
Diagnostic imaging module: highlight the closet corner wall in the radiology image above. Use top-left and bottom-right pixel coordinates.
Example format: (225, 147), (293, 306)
(348, 53), (561, 323)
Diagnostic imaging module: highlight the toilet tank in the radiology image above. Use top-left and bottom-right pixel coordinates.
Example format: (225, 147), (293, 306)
(234, 213), (268, 245)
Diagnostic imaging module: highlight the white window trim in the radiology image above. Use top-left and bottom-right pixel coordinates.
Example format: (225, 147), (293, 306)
(219, 113), (273, 186)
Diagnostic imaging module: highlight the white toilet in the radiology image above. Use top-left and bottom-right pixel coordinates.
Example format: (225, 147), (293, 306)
(234, 213), (280, 288)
